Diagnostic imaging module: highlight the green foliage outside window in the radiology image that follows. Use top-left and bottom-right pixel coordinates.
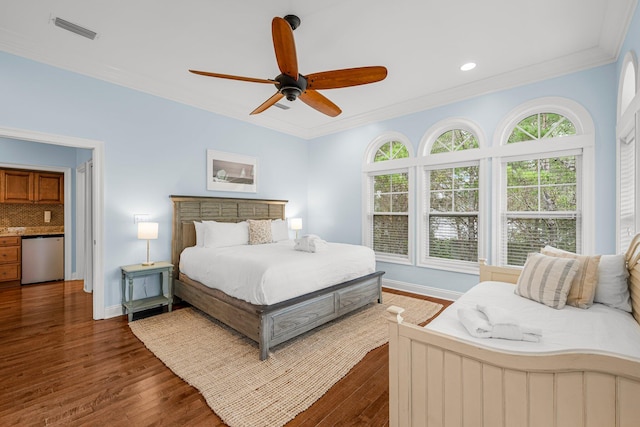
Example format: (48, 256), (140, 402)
(428, 165), (479, 262)
(371, 140), (410, 256)
(507, 113), (576, 143)
(504, 112), (579, 265)
(430, 129), (479, 154)
(374, 140), (409, 162)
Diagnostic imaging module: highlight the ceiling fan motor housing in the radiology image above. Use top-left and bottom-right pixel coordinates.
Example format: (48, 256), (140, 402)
(276, 73), (307, 101)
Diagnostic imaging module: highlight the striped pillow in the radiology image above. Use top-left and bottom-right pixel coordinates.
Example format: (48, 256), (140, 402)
(515, 252), (580, 309)
(541, 246), (601, 309)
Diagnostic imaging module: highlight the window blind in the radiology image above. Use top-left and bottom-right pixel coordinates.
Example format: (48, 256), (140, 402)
(619, 135), (636, 252)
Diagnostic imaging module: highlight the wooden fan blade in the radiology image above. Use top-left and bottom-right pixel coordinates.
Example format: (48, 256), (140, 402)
(306, 66), (388, 90)
(250, 92), (284, 115)
(272, 17), (298, 80)
(299, 90), (341, 117)
(189, 70), (276, 84)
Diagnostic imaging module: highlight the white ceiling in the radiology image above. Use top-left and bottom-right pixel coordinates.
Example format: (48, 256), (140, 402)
(0, 0), (636, 139)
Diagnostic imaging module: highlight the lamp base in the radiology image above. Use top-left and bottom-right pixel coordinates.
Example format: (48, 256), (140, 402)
(142, 261), (155, 266)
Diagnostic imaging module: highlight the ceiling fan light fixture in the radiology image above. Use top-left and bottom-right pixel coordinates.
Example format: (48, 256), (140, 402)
(281, 86), (302, 101)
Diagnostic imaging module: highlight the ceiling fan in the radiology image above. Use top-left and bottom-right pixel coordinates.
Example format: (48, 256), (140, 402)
(189, 15), (388, 117)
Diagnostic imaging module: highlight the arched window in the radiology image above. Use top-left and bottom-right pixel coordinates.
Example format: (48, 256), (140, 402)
(506, 113), (576, 143)
(418, 119), (485, 272)
(494, 98), (594, 266)
(617, 51), (639, 252)
(362, 133), (413, 263)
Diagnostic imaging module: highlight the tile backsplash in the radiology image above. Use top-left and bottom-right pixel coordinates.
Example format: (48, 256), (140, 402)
(0, 204), (64, 227)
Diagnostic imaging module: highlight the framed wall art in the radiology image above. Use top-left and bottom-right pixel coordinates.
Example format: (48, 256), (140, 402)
(206, 150), (257, 193)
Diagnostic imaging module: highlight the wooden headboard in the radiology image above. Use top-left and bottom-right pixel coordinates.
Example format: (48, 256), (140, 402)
(170, 195), (287, 276)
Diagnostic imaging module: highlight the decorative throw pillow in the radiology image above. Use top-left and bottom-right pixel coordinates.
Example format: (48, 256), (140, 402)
(515, 252), (579, 309)
(541, 246), (601, 309)
(248, 219), (273, 245)
(595, 254), (632, 312)
(271, 219), (290, 242)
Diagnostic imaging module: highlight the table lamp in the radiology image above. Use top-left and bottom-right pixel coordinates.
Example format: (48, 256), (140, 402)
(290, 218), (302, 239)
(138, 222), (158, 266)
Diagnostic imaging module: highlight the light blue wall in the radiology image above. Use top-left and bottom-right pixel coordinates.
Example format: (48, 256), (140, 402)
(1, 2), (636, 305)
(0, 52), (309, 308)
(308, 64), (618, 293)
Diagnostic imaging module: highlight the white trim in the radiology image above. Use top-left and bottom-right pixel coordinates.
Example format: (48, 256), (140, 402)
(104, 304), (124, 319)
(493, 97), (595, 147)
(417, 117), (486, 156)
(618, 51), (638, 119)
(416, 120), (485, 270)
(616, 50), (640, 253)
(382, 278), (462, 301)
(0, 126), (105, 320)
(362, 133), (414, 263)
(362, 131), (413, 168)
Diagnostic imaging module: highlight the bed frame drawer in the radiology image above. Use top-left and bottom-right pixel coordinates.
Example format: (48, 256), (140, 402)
(337, 275), (382, 314)
(270, 293), (337, 341)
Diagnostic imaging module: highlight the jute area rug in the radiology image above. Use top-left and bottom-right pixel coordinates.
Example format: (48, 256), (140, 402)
(129, 292), (442, 427)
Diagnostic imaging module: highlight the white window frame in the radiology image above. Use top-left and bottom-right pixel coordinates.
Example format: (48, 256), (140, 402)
(492, 97), (595, 265)
(417, 118), (487, 274)
(362, 132), (414, 265)
(617, 51), (640, 253)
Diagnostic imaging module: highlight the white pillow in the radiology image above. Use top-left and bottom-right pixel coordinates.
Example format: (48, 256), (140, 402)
(271, 219), (289, 242)
(203, 221), (249, 248)
(594, 254), (632, 312)
(193, 221), (204, 247)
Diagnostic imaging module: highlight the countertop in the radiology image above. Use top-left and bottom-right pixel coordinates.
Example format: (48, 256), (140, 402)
(0, 226), (64, 237)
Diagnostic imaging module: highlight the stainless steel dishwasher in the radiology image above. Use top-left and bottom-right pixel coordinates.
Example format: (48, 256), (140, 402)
(21, 235), (64, 284)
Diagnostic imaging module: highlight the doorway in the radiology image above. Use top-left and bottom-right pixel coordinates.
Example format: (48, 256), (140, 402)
(0, 126), (105, 319)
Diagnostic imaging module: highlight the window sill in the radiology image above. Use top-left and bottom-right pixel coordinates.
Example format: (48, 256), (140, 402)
(417, 258), (479, 275)
(375, 254), (412, 266)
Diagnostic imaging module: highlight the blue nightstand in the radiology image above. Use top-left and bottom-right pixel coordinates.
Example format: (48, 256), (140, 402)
(121, 261), (173, 321)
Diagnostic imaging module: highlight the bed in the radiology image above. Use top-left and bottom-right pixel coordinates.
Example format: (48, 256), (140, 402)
(170, 195), (384, 360)
(387, 238), (640, 427)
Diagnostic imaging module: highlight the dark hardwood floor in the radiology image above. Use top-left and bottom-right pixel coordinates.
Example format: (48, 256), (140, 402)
(0, 281), (451, 426)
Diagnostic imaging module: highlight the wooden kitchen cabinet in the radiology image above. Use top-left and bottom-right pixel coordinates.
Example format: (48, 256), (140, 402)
(0, 169), (33, 203)
(35, 172), (64, 204)
(0, 236), (21, 287)
(0, 169), (63, 204)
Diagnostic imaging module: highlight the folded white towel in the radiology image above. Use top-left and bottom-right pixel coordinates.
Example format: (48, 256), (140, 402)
(457, 307), (493, 338)
(294, 234), (328, 253)
(458, 306), (542, 342)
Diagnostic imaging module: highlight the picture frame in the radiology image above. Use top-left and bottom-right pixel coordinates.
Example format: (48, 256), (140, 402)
(206, 150), (257, 193)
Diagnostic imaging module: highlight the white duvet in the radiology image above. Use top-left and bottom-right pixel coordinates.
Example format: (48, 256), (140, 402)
(179, 240), (376, 305)
(426, 281), (640, 359)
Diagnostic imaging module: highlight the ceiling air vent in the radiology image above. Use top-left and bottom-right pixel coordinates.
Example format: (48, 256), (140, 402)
(274, 103), (290, 110)
(53, 17), (97, 40)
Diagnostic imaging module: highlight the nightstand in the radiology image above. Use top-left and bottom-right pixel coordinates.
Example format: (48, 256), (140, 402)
(121, 261), (173, 321)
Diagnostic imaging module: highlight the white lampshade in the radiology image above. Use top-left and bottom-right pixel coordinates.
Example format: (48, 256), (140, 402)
(137, 222), (158, 240)
(138, 222), (158, 266)
(290, 218), (302, 231)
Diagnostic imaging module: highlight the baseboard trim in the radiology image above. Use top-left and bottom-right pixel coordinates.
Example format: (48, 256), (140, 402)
(382, 278), (462, 301)
(104, 304), (124, 319)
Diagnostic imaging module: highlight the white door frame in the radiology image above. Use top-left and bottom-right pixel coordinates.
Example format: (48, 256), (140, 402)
(0, 126), (105, 319)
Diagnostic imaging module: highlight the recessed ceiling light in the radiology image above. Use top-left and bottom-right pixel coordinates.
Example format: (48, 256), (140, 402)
(460, 62), (476, 71)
